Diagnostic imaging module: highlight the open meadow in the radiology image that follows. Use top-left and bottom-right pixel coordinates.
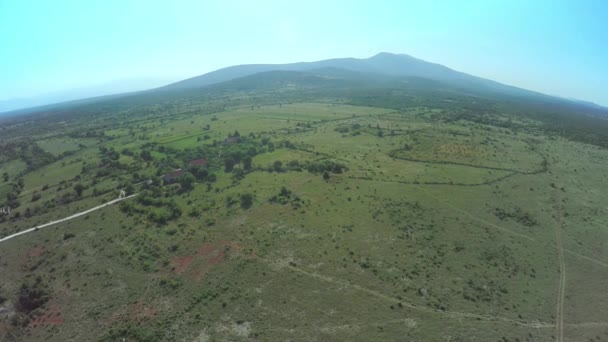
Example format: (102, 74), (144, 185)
(1, 91), (607, 341)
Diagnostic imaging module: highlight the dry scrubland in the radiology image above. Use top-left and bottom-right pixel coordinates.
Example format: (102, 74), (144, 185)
(1, 102), (607, 341)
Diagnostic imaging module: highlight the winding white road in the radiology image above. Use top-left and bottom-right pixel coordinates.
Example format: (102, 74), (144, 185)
(0, 194), (137, 244)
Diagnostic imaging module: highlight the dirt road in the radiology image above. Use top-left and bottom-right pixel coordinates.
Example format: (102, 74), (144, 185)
(0, 194), (137, 244)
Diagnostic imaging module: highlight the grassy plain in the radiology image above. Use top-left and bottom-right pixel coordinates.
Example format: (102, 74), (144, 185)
(0, 101), (607, 342)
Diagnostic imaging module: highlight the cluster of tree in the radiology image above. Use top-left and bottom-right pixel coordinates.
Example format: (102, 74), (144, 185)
(302, 160), (347, 174)
(10, 276), (50, 327)
(98, 146), (120, 162)
(223, 192), (254, 209)
(69, 129), (106, 139)
(274, 139), (296, 149)
(187, 166), (217, 183)
(493, 207), (537, 227)
(119, 188), (182, 225)
(269, 186), (303, 209)
(222, 139), (260, 173)
(334, 126), (350, 133)
(0, 140), (55, 170)
(5, 178), (24, 208)
(21, 142), (57, 171)
(295, 122), (313, 129)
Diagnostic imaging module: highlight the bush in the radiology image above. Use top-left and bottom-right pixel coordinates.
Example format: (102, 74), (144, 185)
(240, 193), (254, 209)
(74, 183), (85, 196)
(16, 277), (49, 315)
(31, 192), (41, 202)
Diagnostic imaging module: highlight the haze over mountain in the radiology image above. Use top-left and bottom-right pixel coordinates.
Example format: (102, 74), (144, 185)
(165, 52), (513, 91)
(3, 53), (606, 116)
(0, 78), (170, 114)
(162, 52), (605, 112)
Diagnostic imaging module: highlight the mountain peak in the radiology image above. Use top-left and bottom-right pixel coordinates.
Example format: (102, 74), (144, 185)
(369, 52), (411, 60)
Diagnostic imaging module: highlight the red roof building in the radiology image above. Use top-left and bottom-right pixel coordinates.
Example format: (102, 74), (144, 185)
(189, 159), (208, 167)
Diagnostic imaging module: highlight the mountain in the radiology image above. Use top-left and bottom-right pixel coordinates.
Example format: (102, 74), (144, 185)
(162, 53), (539, 97)
(3, 53), (606, 119)
(164, 52), (478, 89)
(161, 52), (608, 118)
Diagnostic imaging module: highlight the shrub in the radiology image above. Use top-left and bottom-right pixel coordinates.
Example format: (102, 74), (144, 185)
(240, 193), (254, 209)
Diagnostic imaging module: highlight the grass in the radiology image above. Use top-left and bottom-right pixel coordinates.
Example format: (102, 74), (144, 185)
(36, 137), (96, 156)
(1, 101), (607, 341)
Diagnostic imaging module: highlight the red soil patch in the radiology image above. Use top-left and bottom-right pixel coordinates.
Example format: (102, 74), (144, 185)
(190, 240), (244, 280)
(206, 248), (225, 266)
(197, 243), (215, 257)
(128, 302), (157, 321)
(170, 255), (195, 274)
(171, 240), (251, 280)
(28, 245), (45, 258)
(29, 298), (64, 328)
(0, 322), (10, 335)
(20, 245), (45, 265)
(221, 240), (242, 252)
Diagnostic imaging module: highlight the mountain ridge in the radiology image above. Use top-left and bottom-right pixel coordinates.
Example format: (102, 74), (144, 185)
(161, 52), (607, 114)
(2, 53), (606, 116)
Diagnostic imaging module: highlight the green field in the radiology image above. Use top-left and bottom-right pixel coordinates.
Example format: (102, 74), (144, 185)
(36, 137), (96, 156)
(1, 90), (607, 341)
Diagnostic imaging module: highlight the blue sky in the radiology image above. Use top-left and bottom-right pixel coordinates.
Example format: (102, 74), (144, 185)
(1, 0), (607, 105)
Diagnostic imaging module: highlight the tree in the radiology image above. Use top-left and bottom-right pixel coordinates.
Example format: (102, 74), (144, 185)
(2, 172), (8, 182)
(74, 183), (85, 197)
(31, 192), (41, 202)
(140, 150), (153, 161)
(125, 184), (135, 195)
(224, 158), (235, 173)
(323, 171), (331, 181)
(178, 173), (196, 191)
(16, 278), (49, 315)
(273, 160), (283, 172)
(234, 130), (241, 137)
(240, 193), (254, 209)
(232, 168), (245, 180)
(243, 156), (253, 171)
(188, 165), (206, 181)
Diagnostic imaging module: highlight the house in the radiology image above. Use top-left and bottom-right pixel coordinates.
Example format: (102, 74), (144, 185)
(224, 136), (240, 144)
(189, 158), (208, 168)
(163, 168), (185, 183)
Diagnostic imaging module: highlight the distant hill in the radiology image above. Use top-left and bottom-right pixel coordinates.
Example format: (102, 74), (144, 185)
(162, 52), (608, 114)
(164, 52), (490, 89)
(0, 78), (170, 114)
(163, 53), (535, 96)
(3, 52), (607, 120)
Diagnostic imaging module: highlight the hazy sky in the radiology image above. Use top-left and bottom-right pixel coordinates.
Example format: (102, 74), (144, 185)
(1, 0), (607, 105)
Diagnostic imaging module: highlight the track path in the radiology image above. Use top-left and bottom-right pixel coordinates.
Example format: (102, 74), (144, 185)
(552, 184), (566, 342)
(410, 184), (608, 268)
(0, 194), (137, 244)
(259, 256), (554, 329)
